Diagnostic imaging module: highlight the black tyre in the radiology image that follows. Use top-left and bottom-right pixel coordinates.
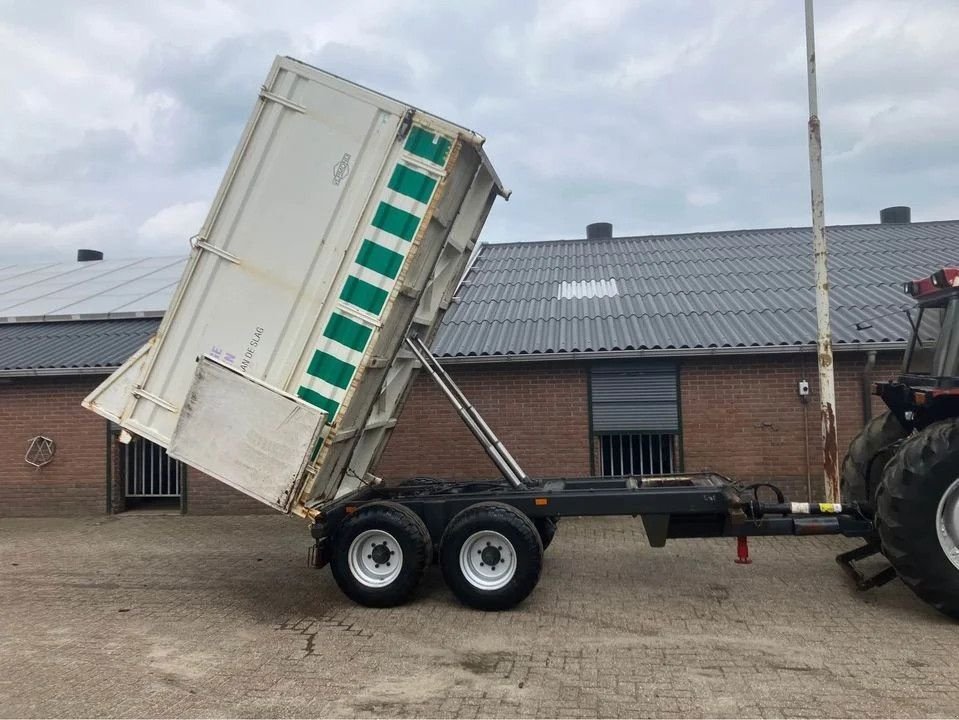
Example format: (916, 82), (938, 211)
(440, 502), (543, 611)
(841, 411), (906, 509)
(876, 418), (959, 620)
(533, 516), (559, 551)
(330, 501), (432, 608)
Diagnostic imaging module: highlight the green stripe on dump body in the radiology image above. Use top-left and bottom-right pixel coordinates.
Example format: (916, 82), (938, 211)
(371, 201), (420, 242)
(388, 164), (437, 204)
(356, 239), (404, 279)
(323, 312), (373, 352)
(404, 126), (452, 166)
(340, 275), (389, 315)
(306, 350), (355, 390)
(297, 387), (340, 421)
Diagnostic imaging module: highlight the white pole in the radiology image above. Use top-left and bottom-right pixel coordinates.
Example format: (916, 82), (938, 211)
(804, 0), (840, 502)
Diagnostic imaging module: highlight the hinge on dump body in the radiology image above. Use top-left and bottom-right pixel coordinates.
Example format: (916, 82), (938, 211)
(190, 236), (241, 265)
(130, 388), (177, 413)
(258, 87), (306, 114)
(397, 109), (415, 140)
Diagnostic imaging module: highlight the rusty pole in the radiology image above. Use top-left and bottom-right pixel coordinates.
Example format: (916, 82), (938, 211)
(804, 0), (840, 502)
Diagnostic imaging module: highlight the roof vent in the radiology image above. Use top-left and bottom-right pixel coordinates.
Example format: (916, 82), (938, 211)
(77, 249), (104, 262)
(586, 222), (613, 239)
(880, 206), (911, 224)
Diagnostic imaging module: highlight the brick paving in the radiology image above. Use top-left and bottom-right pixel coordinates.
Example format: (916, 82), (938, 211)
(1, 514), (957, 718)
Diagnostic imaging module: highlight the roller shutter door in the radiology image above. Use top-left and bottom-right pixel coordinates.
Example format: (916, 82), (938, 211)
(590, 362), (678, 433)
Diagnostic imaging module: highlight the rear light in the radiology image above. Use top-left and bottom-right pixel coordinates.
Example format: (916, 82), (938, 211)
(914, 391), (927, 406)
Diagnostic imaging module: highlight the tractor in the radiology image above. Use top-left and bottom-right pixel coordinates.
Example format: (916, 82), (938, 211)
(841, 267), (959, 616)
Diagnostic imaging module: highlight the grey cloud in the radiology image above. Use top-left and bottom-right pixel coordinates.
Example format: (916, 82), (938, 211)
(4, 128), (139, 184)
(136, 31), (295, 168)
(313, 42), (418, 95)
(1, 0), (958, 263)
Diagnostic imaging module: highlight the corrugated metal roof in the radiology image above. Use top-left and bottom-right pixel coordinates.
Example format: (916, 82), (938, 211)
(0, 319), (160, 375)
(2, 219), (955, 371)
(0, 257), (186, 322)
(433, 220), (959, 358)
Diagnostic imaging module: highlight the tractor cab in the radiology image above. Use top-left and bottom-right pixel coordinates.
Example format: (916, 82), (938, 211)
(875, 267), (959, 430)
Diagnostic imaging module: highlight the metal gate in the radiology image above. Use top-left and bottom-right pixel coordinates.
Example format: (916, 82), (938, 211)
(122, 437), (183, 498)
(598, 432), (676, 476)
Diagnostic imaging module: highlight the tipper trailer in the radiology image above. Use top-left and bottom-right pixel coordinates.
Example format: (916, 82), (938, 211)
(85, 56), (959, 615)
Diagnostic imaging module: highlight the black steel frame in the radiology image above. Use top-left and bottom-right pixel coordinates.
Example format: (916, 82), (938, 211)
(309, 331), (874, 572)
(310, 473), (874, 562)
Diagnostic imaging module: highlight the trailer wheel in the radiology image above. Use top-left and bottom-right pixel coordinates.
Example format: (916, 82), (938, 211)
(841, 411), (906, 510)
(534, 516), (559, 550)
(330, 501), (432, 608)
(440, 502), (543, 611)
(876, 418), (959, 619)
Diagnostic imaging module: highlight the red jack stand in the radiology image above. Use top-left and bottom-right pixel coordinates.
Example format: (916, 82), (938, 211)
(735, 535), (752, 564)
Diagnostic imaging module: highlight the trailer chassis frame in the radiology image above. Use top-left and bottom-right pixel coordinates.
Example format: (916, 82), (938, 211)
(307, 333), (876, 584)
(309, 474), (875, 567)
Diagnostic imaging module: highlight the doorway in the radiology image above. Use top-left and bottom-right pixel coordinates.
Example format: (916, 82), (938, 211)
(120, 435), (184, 511)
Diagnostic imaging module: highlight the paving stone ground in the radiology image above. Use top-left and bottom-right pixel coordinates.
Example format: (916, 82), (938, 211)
(1, 514), (958, 718)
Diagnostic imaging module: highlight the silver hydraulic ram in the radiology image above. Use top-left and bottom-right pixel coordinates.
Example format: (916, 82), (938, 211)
(405, 336), (530, 488)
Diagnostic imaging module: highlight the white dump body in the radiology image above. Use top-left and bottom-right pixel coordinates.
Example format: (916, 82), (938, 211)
(84, 56), (506, 517)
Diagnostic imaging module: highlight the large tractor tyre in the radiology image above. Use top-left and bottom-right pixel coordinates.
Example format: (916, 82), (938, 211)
(330, 501), (432, 608)
(876, 418), (959, 620)
(440, 502), (543, 611)
(841, 411), (906, 510)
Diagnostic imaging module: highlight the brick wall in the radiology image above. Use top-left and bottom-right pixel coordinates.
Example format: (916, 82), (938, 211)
(186, 469), (274, 515)
(377, 351), (902, 500)
(0, 376), (272, 516)
(680, 351), (901, 500)
(376, 362), (592, 481)
(0, 377), (107, 516)
(0, 351), (903, 515)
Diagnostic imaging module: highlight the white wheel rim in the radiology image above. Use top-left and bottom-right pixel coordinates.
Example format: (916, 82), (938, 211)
(348, 529), (403, 588)
(459, 530), (516, 590)
(936, 477), (959, 570)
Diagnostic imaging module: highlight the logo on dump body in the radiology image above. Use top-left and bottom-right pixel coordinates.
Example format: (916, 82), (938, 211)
(332, 153), (352, 186)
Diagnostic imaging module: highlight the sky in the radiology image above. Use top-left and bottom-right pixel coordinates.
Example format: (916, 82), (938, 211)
(1, 0), (958, 262)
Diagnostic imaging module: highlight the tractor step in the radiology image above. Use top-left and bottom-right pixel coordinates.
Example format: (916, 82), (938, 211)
(836, 542), (898, 590)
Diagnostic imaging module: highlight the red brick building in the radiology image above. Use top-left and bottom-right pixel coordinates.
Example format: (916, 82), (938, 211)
(0, 327), (267, 517)
(376, 353), (901, 501)
(1, 214), (954, 515)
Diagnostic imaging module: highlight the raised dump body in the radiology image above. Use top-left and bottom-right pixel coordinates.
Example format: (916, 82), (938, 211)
(84, 56), (507, 517)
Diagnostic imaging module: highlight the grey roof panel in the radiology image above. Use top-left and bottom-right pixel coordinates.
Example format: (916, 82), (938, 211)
(0, 319), (160, 372)
(434, 220), (959, 358)
(2, 219), (956, 369)
(0, 257), (187, 322)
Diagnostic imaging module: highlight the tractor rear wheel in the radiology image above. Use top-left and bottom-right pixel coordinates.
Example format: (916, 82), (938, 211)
(841, 411), (906, 511)
(876, 418), (959, 620)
